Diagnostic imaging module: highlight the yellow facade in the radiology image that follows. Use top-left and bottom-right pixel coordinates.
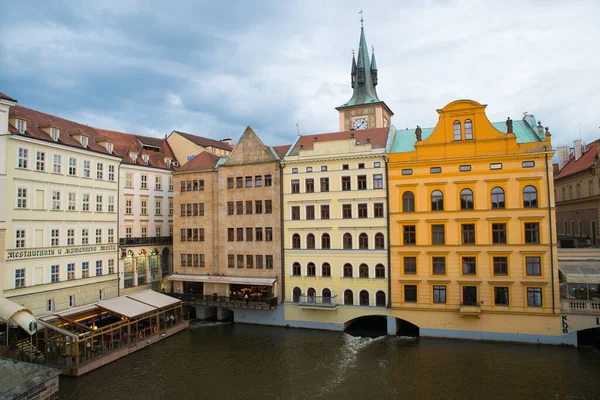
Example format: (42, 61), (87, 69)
(388, 100), (562, 342)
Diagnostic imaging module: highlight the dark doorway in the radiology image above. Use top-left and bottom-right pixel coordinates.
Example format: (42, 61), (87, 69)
(577, 327), (600, 347)
(344, 316), (387, 338)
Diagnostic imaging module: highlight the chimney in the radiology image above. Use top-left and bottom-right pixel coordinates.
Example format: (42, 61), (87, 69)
(574, 139), (582, 161)
(221, 137), (232, 145)
(557, 146), (569, 170)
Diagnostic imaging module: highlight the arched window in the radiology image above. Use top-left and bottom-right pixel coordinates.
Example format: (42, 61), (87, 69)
(321, 233), (331, 249)
(465, 119), (473, 140)
(375, 233), (385, 249)
(343, 233), (353, 249)
(306, 234), (315, 249)
(307, 262), (316, 276)
(454, 120), (462, 140)
(523, 185), (538, 208)
(376, 291), (386, 307)
(359, 233), (369, 249)
(359, 263), (369, 278)
(292, 287), (301, 303)
(491, 187), (505, 209)
(431, 190), (444, 211)
(402, 191), (415, 212)
(360, 290), (370, 306)
(292, 234), (301, 249)
(344, 289), (354, 305)
(307, 288), (316, 302)
(292, 262), (301, 276)
(321, 262), (331, 277)
(375, 264), (385, 278)
(322, 288), (332, 304)
(343, 263), (353, 278)
(460, 188), (474, 210)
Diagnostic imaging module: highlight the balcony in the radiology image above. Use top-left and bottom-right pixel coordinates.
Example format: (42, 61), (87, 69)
(561, 299), (600, 315)
(168, 293), (278, 311)
(120, 236), (173, 246)
(297, 295), (338, 310)
(459, 302), (481, 318)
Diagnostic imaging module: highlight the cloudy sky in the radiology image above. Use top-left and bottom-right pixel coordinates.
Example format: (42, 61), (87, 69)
(1, 0), (598, 148)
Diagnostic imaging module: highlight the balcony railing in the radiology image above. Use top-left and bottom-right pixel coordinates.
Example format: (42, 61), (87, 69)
(120, 236), (173, 246)
(167, 293), (278, 311)
(561, 299), (600, 314)
(297, 295), (338, 310)
(459, 302), (481, 317)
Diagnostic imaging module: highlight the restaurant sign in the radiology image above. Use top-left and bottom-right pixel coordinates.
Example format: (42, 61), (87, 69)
(6, 244), (118, 260)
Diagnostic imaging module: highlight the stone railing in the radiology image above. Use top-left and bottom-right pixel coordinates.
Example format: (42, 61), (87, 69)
(561, 299), (600, 314)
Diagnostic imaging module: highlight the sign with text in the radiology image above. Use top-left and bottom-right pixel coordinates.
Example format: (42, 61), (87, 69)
(6, 244), (118, 260)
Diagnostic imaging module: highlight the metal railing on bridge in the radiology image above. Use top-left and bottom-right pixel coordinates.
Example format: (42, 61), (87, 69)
(296, 295), (338, 309)
(119, 236), (173, 246)
(167, 293), (278, 311)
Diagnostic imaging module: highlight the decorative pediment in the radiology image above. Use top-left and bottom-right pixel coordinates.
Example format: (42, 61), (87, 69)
(223, 126), (277, 166)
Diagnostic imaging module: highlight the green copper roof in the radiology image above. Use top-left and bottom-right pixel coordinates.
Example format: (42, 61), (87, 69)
(338, 26), (381, 108)
(390, 118), (545, 154)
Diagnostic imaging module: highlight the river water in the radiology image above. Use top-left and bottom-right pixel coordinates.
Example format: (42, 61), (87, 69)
(59, 322), (600, 400)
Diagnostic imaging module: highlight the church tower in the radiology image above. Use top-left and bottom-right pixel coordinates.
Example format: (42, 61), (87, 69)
(336, 19), (393, 131)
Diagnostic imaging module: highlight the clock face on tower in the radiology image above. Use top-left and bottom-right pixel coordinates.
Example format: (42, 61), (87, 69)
(353, 118), (368, 130)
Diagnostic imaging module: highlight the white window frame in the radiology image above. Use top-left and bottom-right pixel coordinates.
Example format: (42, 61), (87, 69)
(15, 228), (26, 248)
(83, 160), (91, 178)
(108, 195), (115, 212)
(17, 147), (29, 169)
(66, 229), (75, 245)
(51, 229), (60, 246)
(52, 153), (62, 174)
(81, 229), (89, 245)
(15, 268), (26, 288)
(16, 186), (28, 209)
(52, 190), (61, 210)
(141, 175), (148, 189)
(68, 157), (77, 176)
(68, 192), (76, 211)
(96, 194), (103, 212)
(155, 176), (162, 190)
(35, 150), (45, 171)
(96, 162), (103, 179)
(108, 228), (114, 243)
(95, 228), (102, 244)
(108, 165), (115, 181)
(82, 193), (90, 211)
(51, 265), (60, 283)
(155, 200), (162, 216)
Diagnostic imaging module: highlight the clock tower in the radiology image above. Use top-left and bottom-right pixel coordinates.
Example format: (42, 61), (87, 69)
(336, 20), (393, 131)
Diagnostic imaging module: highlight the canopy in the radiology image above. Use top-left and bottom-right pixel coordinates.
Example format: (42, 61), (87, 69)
(0, 297), (36, 335)
(168, 274), (277, 286)
(559, 261), (600, 283)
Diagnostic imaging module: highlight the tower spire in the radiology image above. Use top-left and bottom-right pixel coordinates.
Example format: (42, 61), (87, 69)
(351, 49), (357, 89)
(370, 45), (378, 86)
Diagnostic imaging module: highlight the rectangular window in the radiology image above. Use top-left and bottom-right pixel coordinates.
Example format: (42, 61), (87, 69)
(490, 163), (503, 170)
(141, 200), (147, 215)
(255, 200), (263, 214)
(492, 223), (507, 244)
(433, 285), (446, 304)
(236, 201), (243, 215)
(251, 175), (262, 187)
(82, 262), (90, 278)
(494, 287), (509, 305)
(342, 176), (351, 191)
(155, 226), (161, 237)
(141, 175), (147, 189)
(342, 204), (352, 219)
(105, 195), (114, 213)
(108, 259), (115, 274)
(96, 195), (103, 212)
(169, 201), (173, 216)
(82, 194), (90, 211)
(228, 255), (235, 268)
(96, 260), (103, 276)
(493, 256), (508, 275)
(526, 256), (542, 276)
(81, 229), (89, 245)
(402, 169), (413, 176)
(199, 254), (205, 268)
(374, 203), (384, 218)
(462, 256), (477, 275)
(227, 177), (234, 189)
(256, 255), (264, 269)
(50, 265), (60, 283)
(96, 163), (103, 179)
(403, 257), (417, 274)
(193, 203), (199, 216)
(17, 188), (27, 209)
(67, 229), (75, 245)
(237, 255), (244, 269)
(265, 175), (272, 187)
(227, 202), (234, 215)
(51, 229), (59, 246)
(180, 181), (186, 193)
(69, 295), (77, 308)
(15, 229), (26, 248)
(227, 228), (234, 242)
(373, 174), (383, 189)
(527, 288), (543, 307)
(180, 204), (186, 217)
(235, 177), (242, 188)
(357, 175), (367, 190)
(431, 224), (445, 245)
(155, 200), (162, 216)
(256, 227), (263, 241)
(67, 263), (75, 280)
(320, 177), (329, 192)
(524, 222), (540, 244)
(36, 151), (45, 171)
(305, 178), (314, 193)
(193, 180), (199, 191)
(246, 255), (253, 269)
(403, 225), (416, 245)
(245, 176), (252, 187)
(95, 228), (102, 244)
(306, 205), (315, 220)
(404, 285), (417, 303)
(107, 165), (115, 181)
(459, 165), (471, 172)
(432, 257), (446, 275)
(180, 254), (187, 267)
(83, 160), (91, 178)
(291, 179), (300, 194)
(246, 227), (253, 242)
(237, 228), (244, 241)
(266, 255), (273, 269)
(265, 200), (272, 214)
(246, 201), (253, 214)
(321, 205), (330, 220)
(155, 176), (162, 190)
(199, 203), (204, 216)
(52, 154), (62, 174)
(15, 269), (25, 288)
(65, 192), (75, 211)
(430, 167), (442, 174)
(461, 224), (475, 244)
(108, 228), (114, 243)
(46, 299), (55, 312)
(18, 147), (28, 169)
(265, 227), (273, 241)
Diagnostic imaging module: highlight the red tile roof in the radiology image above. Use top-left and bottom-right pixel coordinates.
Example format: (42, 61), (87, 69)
(0, 92), (17, 102)
(287, 127), (389, 156)
(94, 128), (176, 170)
(554, 140), (599, 180)
(273, 144), (291, 159)
(177, 151), (221, 172)
(9, 105), (114, 156)
(172, 130), (235, 151)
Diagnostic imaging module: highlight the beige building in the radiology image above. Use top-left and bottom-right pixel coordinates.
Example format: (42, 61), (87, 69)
(554, 139), (600, 248)
(0, 94), (120, 315)
(169, 127), (287, 318)
(166, 130), (234, 167)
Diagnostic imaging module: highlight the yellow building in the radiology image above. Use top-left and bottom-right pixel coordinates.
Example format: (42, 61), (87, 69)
(388, 99), (566, 344)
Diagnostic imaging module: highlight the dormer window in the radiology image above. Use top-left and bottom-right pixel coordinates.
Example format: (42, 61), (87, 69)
(164, 158), (172, 167)
(142, 154), (149, 164)
(16, 119), (25, 133)
(129, 153), (138, 162)
(106, 143), (113, 153)
(80, 136), (88, 148)
(51, 128), (59, 142)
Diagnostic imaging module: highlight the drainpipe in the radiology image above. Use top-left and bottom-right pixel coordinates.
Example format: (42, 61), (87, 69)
(117, 159), (122, 298)
(279, 162), (285, 303)
(384, 155), (392, 308)
(545, 152), (556, 314)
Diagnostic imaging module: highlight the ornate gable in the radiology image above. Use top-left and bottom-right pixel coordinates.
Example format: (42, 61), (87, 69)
(223, 126), (277, 166)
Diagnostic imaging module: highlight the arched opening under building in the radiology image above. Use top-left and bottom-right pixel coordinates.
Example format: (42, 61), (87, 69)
(577, 327), (600, 347)
(394, 317), (420, 337)
(344, 315), (387, 338)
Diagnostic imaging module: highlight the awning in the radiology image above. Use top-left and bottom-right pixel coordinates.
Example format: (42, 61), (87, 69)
(98, 297), (156, 319)
(168, 274), (277, 286)
(127, 290), (181, 309)
(0, 297), (36, 335)
(559, 261), (600, 283)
